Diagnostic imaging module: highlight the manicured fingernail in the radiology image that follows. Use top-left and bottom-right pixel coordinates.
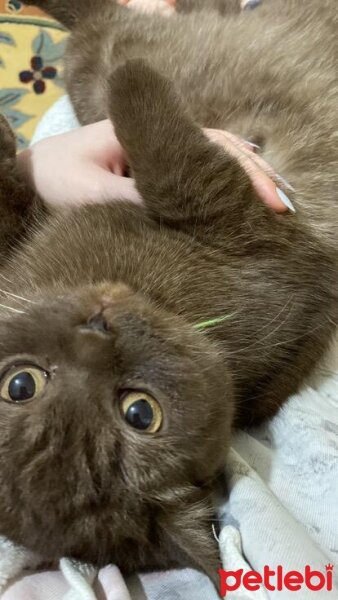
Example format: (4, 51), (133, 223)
(276, 175), (295, 193)
(244, 140), (261, 153)
(276, 187), (296, 213)
(243, 0), (261, 10)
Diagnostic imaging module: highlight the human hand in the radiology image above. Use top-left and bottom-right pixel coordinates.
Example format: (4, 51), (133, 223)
(205, 128), (295, 213)
(17, 119), (294, 213)
(117, 0), (176, 16)
(117, 0), (262, 14)
(17, 120), (142, 209)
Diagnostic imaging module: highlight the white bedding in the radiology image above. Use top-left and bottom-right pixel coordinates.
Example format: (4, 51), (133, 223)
(0, 97), (337, 599)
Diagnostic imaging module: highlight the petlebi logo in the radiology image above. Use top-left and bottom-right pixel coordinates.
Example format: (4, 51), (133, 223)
(219, 564), (334, 597)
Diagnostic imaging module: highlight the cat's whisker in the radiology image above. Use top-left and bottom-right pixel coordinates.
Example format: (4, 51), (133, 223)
(250, 294), (295, 338)
(248, 301), (295, 348)
(233, 320), (327, 360)
(261, 321), (326, 352)
(0, 303), (26, 315)
(0, 273), (14, 285)
(0, 289), (36, 305)
(225, 297), (295, 358)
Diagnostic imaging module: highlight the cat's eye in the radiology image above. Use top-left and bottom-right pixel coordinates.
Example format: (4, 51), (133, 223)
(120, 391), (163, 433)
(0, 365), (49, 404)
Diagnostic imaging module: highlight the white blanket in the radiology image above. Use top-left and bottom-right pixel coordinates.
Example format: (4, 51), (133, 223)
(0, 97), (337, 599)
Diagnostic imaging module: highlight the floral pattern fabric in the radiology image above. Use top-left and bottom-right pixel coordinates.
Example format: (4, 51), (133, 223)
(0, 0), (67, 148)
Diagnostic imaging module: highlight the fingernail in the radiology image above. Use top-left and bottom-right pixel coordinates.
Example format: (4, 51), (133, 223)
(244, 139), (261, 153)
(276, 187), (296, 213)
(276, 175), (295, 193)
(243, 0), (261, 10)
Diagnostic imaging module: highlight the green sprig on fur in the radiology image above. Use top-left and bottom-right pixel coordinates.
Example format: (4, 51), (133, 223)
(194, 314), (236, 331)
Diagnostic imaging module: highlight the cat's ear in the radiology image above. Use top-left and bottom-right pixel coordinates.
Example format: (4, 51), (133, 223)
(108, 59), (253, 228)
(0, 115), (16, 164)
(0, 115), (44, 262)
(157, 497), (221, 592)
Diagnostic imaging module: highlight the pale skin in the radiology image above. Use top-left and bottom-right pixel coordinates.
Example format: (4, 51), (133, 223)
(116, 0), (260, 14)
(17, 120), (294, 213)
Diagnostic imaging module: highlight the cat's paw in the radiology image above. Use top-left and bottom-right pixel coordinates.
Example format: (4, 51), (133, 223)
(118, 0), (176, 17)
(0, 115), (16, 164)
(109, 59), (174, 120)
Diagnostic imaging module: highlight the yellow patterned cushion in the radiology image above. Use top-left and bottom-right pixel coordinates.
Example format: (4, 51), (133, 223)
(0, 0), (68, 147)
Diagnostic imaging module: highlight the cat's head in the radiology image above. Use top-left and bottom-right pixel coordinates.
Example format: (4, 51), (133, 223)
(0, 282), (233, 580)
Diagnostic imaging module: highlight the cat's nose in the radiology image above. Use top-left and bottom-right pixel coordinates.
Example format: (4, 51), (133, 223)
(80, 313), (110, 335)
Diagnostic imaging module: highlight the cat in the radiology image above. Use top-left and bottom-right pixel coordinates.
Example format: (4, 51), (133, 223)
(0, 0), (336, 590)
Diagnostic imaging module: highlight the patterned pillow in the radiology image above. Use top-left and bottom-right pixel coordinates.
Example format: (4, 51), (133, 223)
(0, 0), (68, 148)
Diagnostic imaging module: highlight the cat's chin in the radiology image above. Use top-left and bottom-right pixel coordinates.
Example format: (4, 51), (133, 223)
(5, 481), (222, 588)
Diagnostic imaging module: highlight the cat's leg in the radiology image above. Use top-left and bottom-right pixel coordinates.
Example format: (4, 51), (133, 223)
(0, 116), (43, 264)
(21, 0), (109, 29)
(108, 59), (271, 243)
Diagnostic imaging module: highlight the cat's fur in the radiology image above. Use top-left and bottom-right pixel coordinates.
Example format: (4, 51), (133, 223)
(0, 0), (336, 589)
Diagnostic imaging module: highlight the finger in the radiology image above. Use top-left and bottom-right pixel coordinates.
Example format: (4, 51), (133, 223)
(108, 158), (125, 178)
(96, 566), (131, 600)
(80, 120), (129, 176)
(223, 130), (295, 194)
(220, 130), (296, 212)
(121, 0), (176, 15)
(205, 128), (295, 213)
(241, 0), (262, 10)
